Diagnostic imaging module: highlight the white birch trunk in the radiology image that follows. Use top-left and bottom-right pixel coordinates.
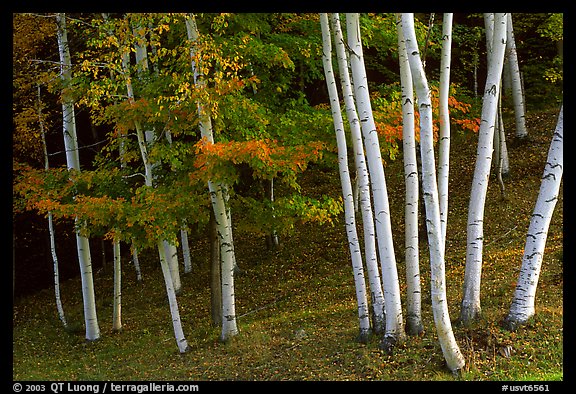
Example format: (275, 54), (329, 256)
(346, 13), (404, 350)
(186, 14), (238, 341)
(401, 13), (464, 373)
(163, 241), (182, 295)
(505, 106), (562, 329)
(38, 84), (67, 328)
(120, 27), (189, 351)
(460, 13), (508, 324)
(331, 13), (385, 335)
(131, 242), (143, 282)
(56, 13), (100, 341)
(438, 13), (453, 252)
(321, 13), (371, 341)
(157, 240), (189, 353)
(112, 236), (122, 331)
(181, 224), (193, 274)
(396, 15), (423, 336)
(506, 13), (528, 140)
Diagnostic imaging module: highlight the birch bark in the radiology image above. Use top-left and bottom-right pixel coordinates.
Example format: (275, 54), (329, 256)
(506, 13), (528, 140)
(119, 23), (189, 352)
(505, 106), (562, 330)
(331, 13), (385, 335)
(401, 13), (464, 373)
(438, 13), (453, 252)
(460, 13), (508, 324)
(38, 84), (67, 328)
(56, 13), (100, 341)
(186, 14), (238, 341)
(321, 13), (371, 342)
(396, 15), (422, 336)
(112, 236), (122, 332)
(346, 13), (404, 350)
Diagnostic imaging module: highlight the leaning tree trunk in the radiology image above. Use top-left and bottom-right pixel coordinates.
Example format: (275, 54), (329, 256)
(401, 13), (465, 373)
(504, 105), (562, 330)
(157, 240), (189, 353)
(56, 13), (100, 341)
(331, 13), (385, 335)
(460, 13), (508, 325)
(119, 23), (189, 352)
(346, 13), (405, 351)
(396, 14), (423, 336)
(321, 13), (371, 342)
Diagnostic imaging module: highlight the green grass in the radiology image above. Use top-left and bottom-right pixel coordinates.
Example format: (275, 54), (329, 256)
(13, 108), (563, 381)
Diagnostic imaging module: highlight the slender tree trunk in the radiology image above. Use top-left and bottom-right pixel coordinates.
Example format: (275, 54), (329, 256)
(131, 242), (143, 282)
(401, 13), (464, 373)
(209, 209), (222, 327)
(112, 236), (122, 332)
(157, 240), (190, 353)
(396, 15), (423, 336)
(321, 13), (371, 342)
(56, 13), (100, 341)
(504, 105), (562, 330)
(460, 13), (508, 325)
(38, 84), (68, 328)
(438, 13), (453, 252)
(181, 224), (192, 274)
(506, 13), (528, 141)
(346, 13), (404, 351)
(332, 13), (385, 335)
(119, 22), (189, 351)
(163, 241), (182, 295)
(186, 14), (238, 341)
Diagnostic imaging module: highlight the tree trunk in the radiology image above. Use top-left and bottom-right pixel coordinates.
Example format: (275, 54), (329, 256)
(460, 13), (508, 325)
(332, 13), (385, 335)
(181, 224), (192, 274)
(118, 19), (189, 351)
(506, 13), (528, 140)
(504, 105), (562, 330)
(346, 13), (404, 351)
(157, 240), (189, 353)
(209, 209), (222, 327)
(321, 13), (371, 342)
(186, 14), (238, 342)
(38, 84), (67, 328)
(112, 236), (122, 332)
(401, 13), (464, 373)
(396, 15), (423, 336)
(438, 13), (453, 252)
(163, 241), (182, 295)
(56, 13), (100, 342)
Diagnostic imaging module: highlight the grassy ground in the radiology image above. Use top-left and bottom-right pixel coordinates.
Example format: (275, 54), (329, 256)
(12, 107), (563, 381)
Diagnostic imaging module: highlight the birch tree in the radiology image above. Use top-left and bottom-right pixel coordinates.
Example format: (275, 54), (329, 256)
(331, 13), (385, 335)
(460, 13), (508, 325)
(112, 235), (122, 332)
(186, 13), (239, 342)
(506, 13), (528, 141)
(401, 13), (465, 373)
(396, 14), (422, 336)
(320, 13), (371, 342)
(438, 13), (453, 251)
(117, 16), (189, 352)
(37, 84), (67, 329)
(346, 13), (404, 351)
(55, 13), (100, 341)
(504, 105), (562, 330)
